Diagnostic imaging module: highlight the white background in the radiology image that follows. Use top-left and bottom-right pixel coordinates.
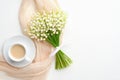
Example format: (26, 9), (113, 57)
(0, 0), (120, 80)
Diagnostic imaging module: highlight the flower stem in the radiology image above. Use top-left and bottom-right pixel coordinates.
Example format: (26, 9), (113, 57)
(55, 50), (72, 70)
(46, 31), (72, 70)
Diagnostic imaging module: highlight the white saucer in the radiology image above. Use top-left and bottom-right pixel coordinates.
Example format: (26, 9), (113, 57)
(3, 35), (36, 68)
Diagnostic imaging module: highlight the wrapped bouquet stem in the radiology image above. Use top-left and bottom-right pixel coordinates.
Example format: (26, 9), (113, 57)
(27, 1), (72, 69)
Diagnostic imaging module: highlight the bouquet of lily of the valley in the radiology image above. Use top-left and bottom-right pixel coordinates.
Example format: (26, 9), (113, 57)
(27, 10), (72, 70)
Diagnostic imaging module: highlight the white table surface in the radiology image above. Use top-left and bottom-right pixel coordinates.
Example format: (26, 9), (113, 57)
(0, 0), (120, 80)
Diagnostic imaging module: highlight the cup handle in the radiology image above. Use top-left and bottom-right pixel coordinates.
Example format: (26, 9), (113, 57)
(25, 57), (31, 62)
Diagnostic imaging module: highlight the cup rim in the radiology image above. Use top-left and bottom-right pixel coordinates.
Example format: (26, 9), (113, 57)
(8, 43), (26, 62)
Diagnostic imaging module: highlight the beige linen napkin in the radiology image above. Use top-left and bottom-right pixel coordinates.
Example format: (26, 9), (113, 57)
(0, 0), (59, 80)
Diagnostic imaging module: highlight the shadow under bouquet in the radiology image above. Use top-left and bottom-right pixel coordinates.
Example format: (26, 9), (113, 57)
(27, 10), (72, 70)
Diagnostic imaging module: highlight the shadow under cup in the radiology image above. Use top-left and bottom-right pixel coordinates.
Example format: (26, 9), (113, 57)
(9, 43), (26, 62)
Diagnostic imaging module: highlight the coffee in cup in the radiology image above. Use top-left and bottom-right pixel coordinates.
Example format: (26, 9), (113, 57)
(9, 44), (26, 62)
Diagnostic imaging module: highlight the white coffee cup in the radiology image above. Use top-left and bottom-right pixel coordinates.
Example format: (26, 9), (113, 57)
(8, 43), (27, 62)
